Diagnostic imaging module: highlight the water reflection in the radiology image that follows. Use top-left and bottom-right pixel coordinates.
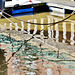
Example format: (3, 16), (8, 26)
(1, 12), (75, 46)
(0, 12), (75, 75)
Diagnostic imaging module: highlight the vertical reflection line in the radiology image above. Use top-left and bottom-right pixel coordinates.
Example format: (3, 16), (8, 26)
(4, 23), (7, 30)
(55, 19), (59, 42)
(15, 23), (18, 31)
(62, 22), (66, 43)
(33, 19), (37, 34)
(10, 23), (12, 30)
(70, 23), (74, 45)
(40, 18), (44, 36)
(48, 17), (51, 38)
(51, 19), (54, 38)
(27, 20), (31, 34)
(21, 21), (24, 31)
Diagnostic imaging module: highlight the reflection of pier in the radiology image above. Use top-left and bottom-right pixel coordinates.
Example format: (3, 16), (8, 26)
(0, 1), (75, 75)
(0, 15), (75, 47)
(0, 14), (75, 74)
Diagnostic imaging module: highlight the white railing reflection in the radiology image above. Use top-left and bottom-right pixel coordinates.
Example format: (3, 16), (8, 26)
(70, 23), (75, 45)
(27, 20), (31, 34)
(48, 17), (51, 38)
(0, 16), (75, 46)
(55, 19), (59, 42)
(33, 19), (37, 34)
(21, 21), (24, 31)
(62, 22), (66, 43)
(40, 18), (44, 36)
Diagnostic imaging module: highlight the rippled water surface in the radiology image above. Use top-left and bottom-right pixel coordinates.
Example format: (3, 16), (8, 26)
(0, 12), (75, 75)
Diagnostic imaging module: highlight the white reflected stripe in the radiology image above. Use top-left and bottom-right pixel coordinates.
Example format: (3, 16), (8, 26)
(10, 23), (12, 30)
(15, 23), (18, 31)
(27, 20), (31, 34)
(55, 20), (59, 42)
(21, 21), (24, 31)
(62, 22), (66, 43)
(40, 18), (44, 36)
(70, 23), (74, 45)
(33, 19), (37, 34)
(48, 17), (51, 38)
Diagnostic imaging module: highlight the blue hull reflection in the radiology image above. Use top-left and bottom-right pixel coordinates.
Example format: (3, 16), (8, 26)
(12, 7), (33, 14)
(12, 12), (33, 17)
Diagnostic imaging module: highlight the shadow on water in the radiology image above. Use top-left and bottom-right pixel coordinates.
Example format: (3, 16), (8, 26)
(0, 49), (7, 75)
